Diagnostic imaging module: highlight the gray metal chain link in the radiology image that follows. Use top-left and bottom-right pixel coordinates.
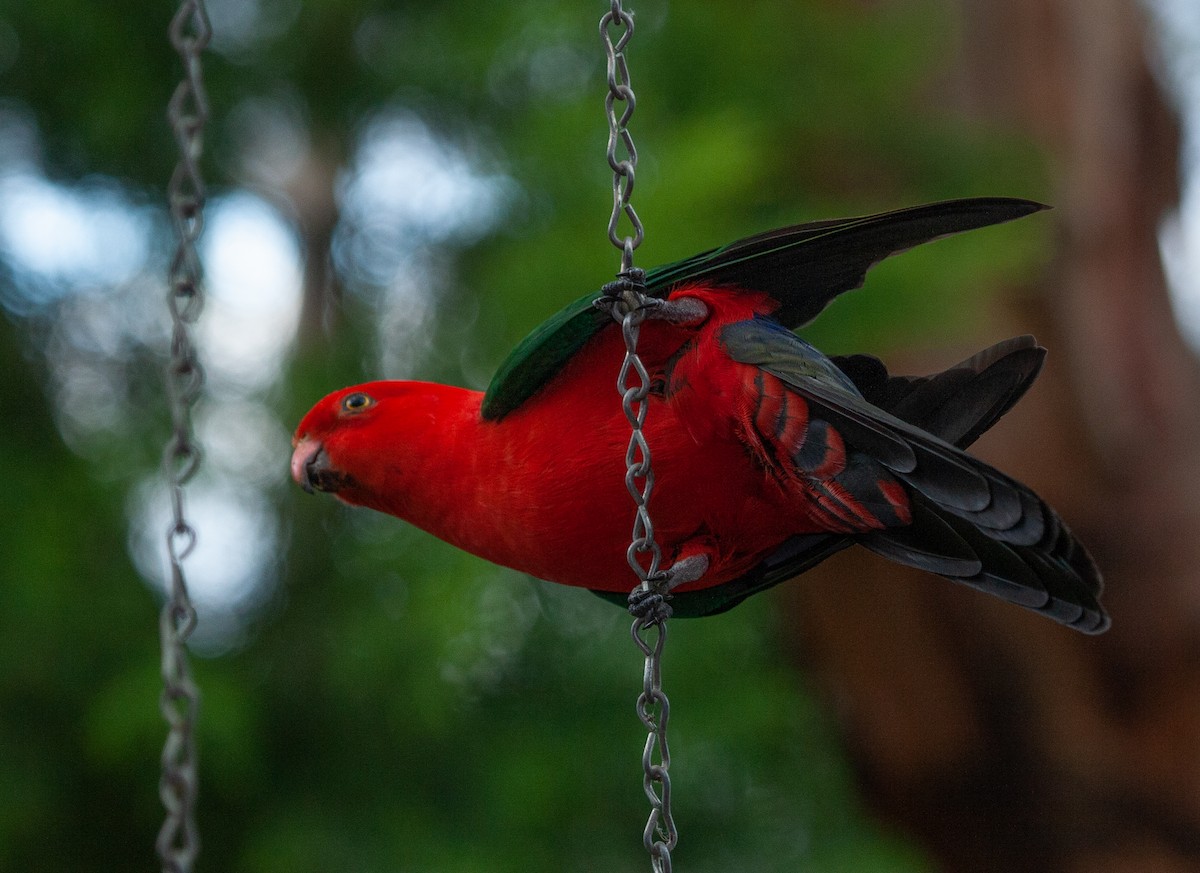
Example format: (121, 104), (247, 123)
(159, 1), (211, 870)
(600, 4), (677, 871)
(602, 0), (645, 275)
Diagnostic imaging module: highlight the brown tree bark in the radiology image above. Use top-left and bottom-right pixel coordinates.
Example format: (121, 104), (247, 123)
(783, 2), (1200, 871)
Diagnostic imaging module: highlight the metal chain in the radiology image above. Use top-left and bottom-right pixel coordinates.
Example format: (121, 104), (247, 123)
(600, 5), (677, 872)
(602, 0), (644, 275)
(159, 1), (211, 871)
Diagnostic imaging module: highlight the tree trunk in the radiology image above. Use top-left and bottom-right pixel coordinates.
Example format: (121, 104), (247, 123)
(783, 2), (1200, 870)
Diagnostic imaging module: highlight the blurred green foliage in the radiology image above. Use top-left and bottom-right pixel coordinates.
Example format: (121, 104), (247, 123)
(0, 0), (1051, 870)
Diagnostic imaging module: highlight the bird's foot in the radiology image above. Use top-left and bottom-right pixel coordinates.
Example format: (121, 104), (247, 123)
(600, 267), (648, 300)
(595, 273), (708, 326)
(627, 584), (673, 622)
(627, 554), (711, 621)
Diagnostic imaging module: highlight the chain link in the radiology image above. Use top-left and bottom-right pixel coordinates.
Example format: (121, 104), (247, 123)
(601, 1), (645, 274)
(600, 5), (676, 871)
(632, 611), (677, 873)
(615, 295), (677, 873)
(158, 1), (211, 871)
(616, 302), (663, 584)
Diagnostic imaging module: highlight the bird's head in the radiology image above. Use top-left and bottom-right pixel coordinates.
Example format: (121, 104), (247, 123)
(291, 380), (454, 514)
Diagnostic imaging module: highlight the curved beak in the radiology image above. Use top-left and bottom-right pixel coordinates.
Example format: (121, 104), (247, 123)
(291, 437), (337, 494)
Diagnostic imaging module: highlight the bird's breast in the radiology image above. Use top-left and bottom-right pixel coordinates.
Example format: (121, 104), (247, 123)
(442, 314), (799, 593)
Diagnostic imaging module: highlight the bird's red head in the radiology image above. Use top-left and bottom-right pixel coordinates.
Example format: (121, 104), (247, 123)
(291, 380), (469, 515)
(292, 381), (392, 501)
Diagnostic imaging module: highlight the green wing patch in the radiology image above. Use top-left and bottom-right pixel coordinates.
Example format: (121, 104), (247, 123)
(480, 291), (609, 421)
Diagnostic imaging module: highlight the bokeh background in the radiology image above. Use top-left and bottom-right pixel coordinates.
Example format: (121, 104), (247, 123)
(3, 1), (1200, 871)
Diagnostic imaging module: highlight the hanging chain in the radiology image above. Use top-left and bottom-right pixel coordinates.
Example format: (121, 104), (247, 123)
(602, 0), (644, 274)
(158, 1), (211, 871)
(600, 4), (677, 872)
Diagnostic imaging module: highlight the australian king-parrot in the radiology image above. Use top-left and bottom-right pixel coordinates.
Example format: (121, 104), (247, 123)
(291, 197), (1108, 633)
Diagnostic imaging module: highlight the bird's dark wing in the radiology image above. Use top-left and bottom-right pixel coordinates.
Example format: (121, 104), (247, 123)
(830, 335), (1046, 448)
(701, 316), (1105, 632)
(628, 321), (1104, 628)
(643, 198), (1045, 326)
(652, 335), (1052, 617)
(481, 197), (1045, 421)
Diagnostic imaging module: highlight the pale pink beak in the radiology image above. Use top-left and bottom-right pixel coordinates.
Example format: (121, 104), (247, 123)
(291, 437), (322, 493)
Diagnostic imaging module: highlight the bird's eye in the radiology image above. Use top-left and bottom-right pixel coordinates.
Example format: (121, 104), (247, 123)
(340, 392), (374, 414)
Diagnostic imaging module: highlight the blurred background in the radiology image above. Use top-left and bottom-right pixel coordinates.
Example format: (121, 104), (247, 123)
(3, 1), (1200, 871)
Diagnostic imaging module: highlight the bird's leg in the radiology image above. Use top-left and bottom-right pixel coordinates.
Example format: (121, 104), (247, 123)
(628, 553), (711, 619)
(644, 296), (709, 326)
(662, 552), (710, 589)
(595, 293), (710, 327)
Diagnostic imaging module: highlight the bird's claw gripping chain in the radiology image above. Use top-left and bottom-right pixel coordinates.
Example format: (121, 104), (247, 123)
(627, 553), (711, 621)
(598, 268), (655, 317)
(595, 273), (710, 327)
(628, 574), (674, 622)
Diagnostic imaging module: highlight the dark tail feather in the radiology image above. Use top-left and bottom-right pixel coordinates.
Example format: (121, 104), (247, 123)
(845, 337), (1106, 632)
(832, 335), (1045, 449)
(861, 495), (1108, 633)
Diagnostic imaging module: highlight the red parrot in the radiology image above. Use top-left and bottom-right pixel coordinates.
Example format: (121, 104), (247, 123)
(292, 198), (1108, 633)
